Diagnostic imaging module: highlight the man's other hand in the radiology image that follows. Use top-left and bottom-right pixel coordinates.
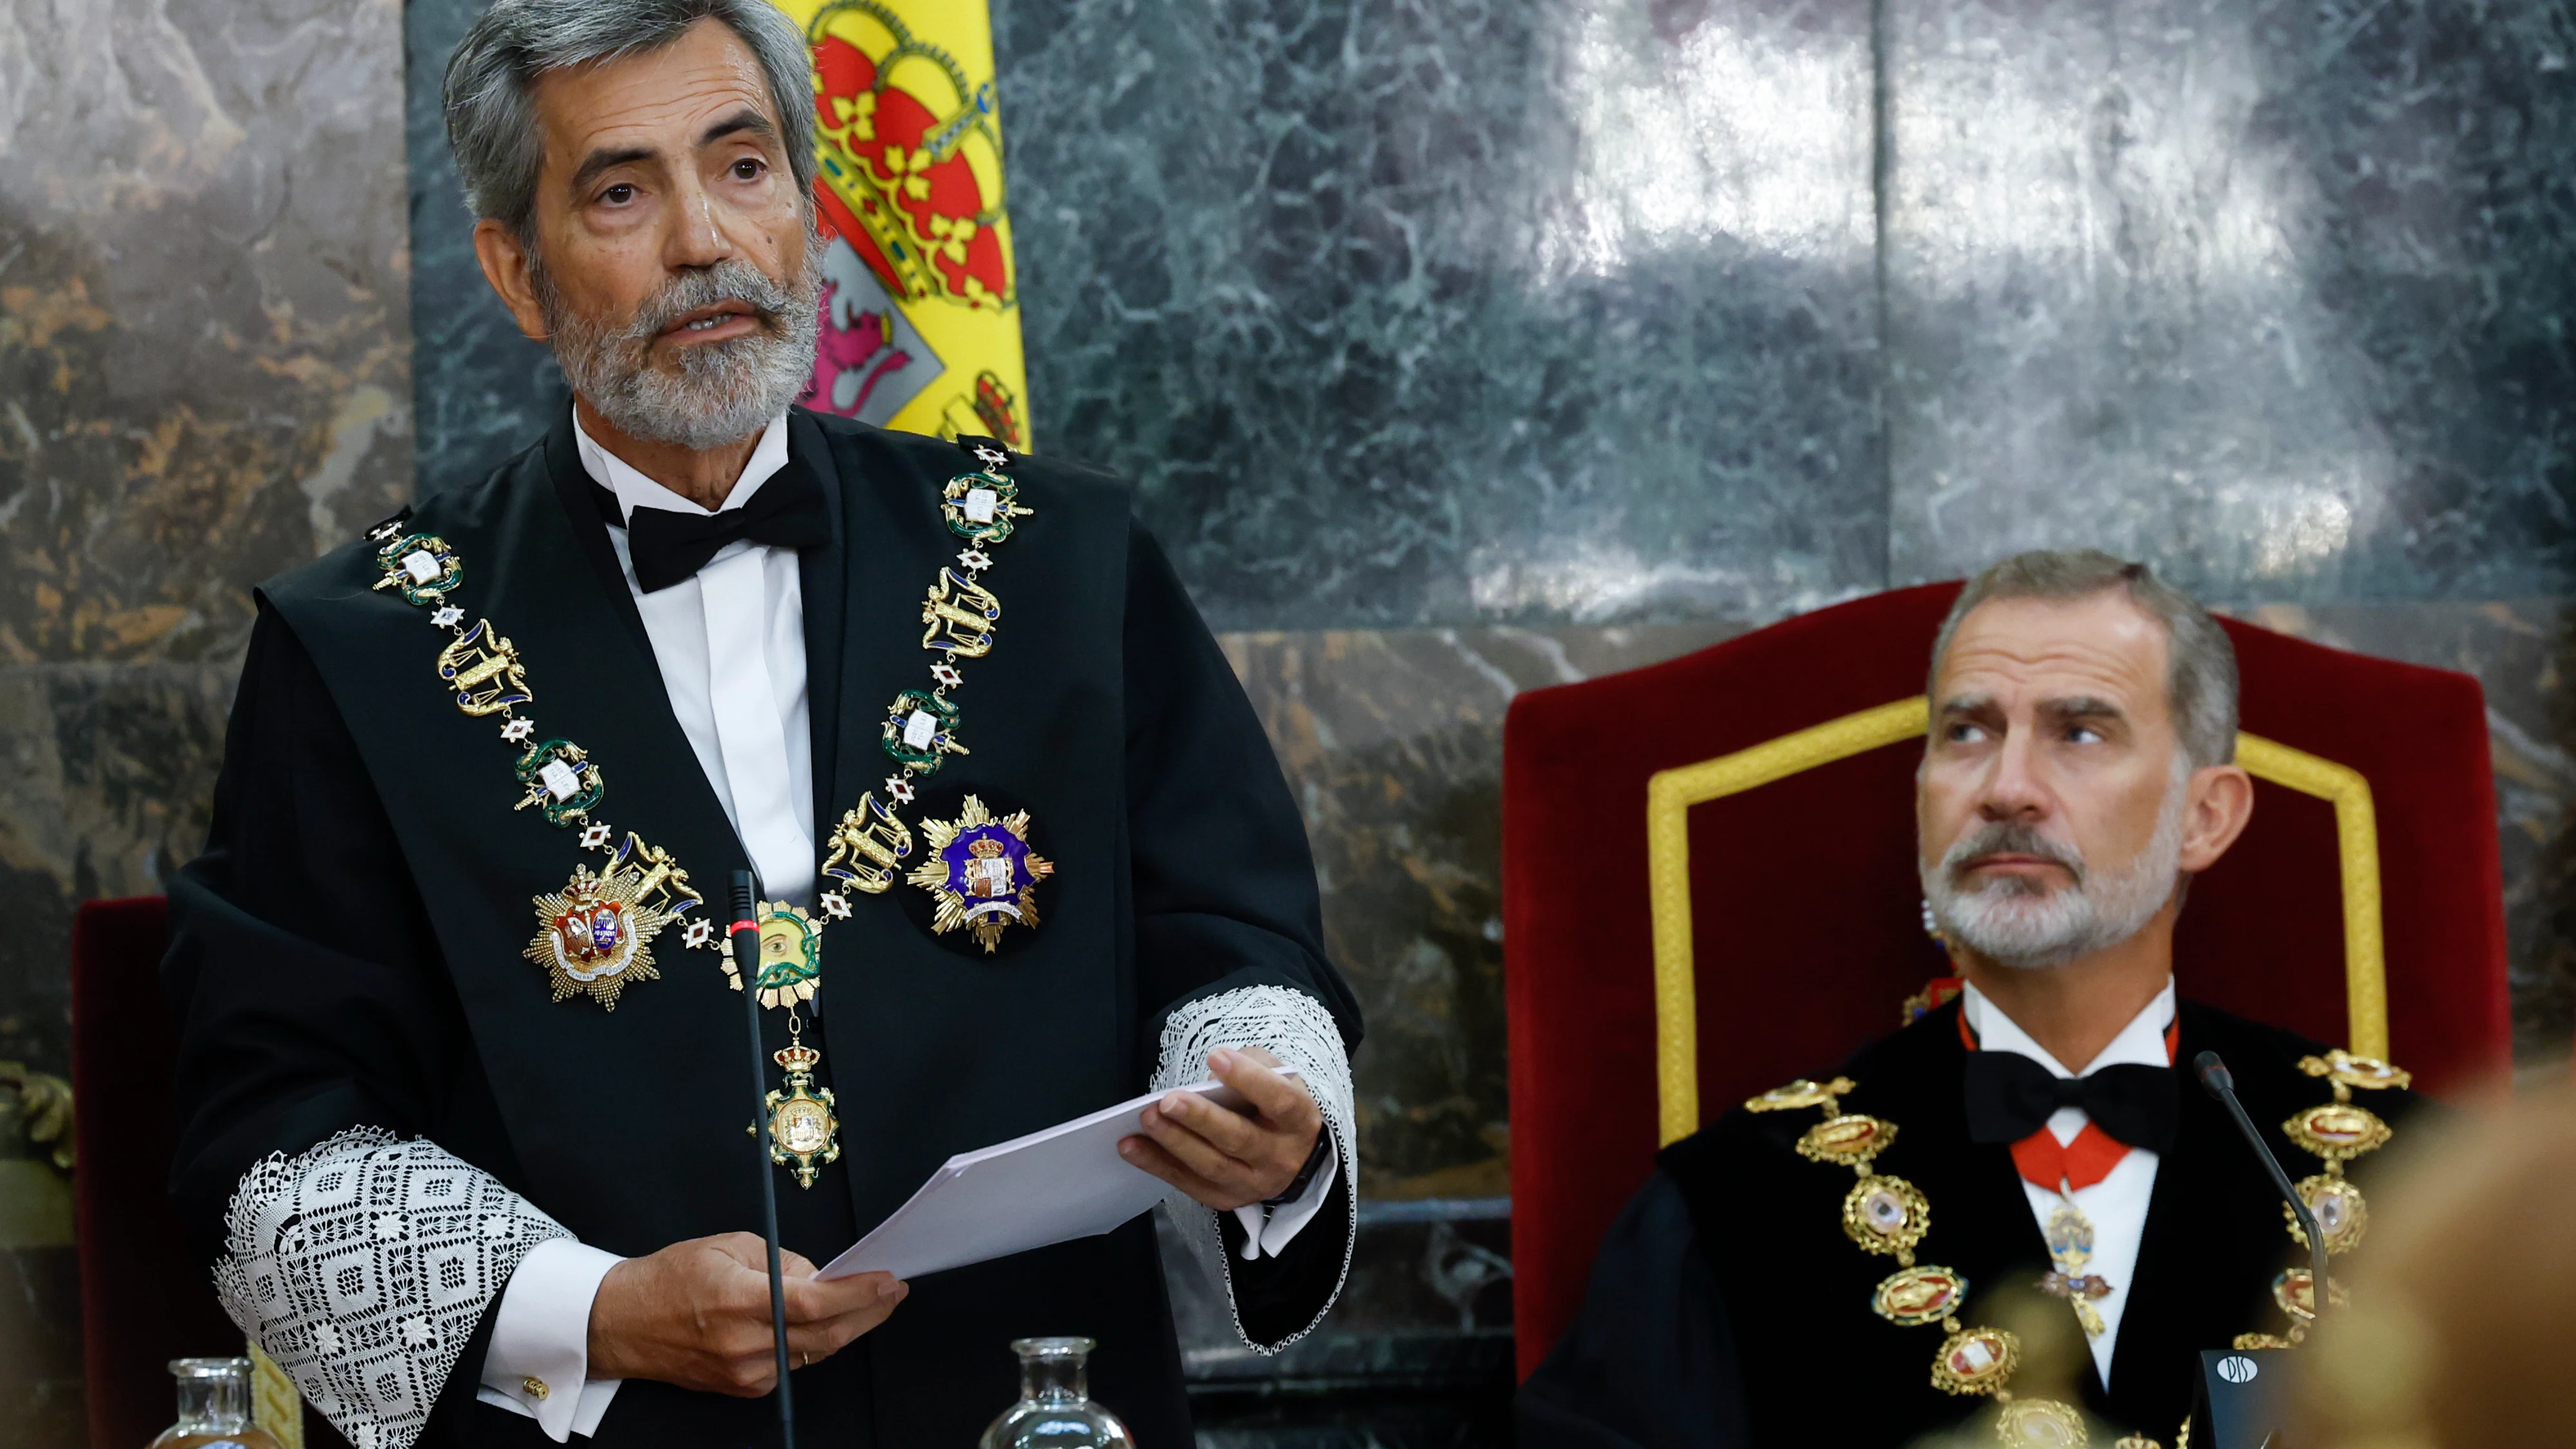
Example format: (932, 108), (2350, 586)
(586, 1233), (905, 1395)
(1119, 1046), (1325, 1212)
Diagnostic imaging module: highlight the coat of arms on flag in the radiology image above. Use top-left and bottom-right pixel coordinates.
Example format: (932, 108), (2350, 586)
(784, 0), (1031, 450)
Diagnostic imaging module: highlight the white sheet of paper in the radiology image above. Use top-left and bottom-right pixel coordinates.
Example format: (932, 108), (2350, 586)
(815, 1075), (1282, 1282)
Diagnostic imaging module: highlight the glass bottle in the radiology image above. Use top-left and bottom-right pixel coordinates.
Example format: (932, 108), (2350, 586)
(147, 1357), (283, 1449)
(977, 1336), (1135, 1449)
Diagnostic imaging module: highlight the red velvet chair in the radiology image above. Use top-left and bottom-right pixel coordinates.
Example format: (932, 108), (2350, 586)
(72, 895), (241, 1449)
(1501, 582), (2510, 1378)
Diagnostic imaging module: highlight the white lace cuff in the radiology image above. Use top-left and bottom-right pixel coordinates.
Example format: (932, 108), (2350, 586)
(1153, 983), (1358, 1352)
(211, 1127), (571, 1449)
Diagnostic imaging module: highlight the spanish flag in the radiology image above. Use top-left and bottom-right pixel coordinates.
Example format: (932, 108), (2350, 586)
(783, 0), (1030, 450)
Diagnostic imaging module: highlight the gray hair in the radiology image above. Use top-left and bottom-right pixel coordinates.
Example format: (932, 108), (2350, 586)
(1927, 549), (2240, 768)
(443, 0), (817, 247)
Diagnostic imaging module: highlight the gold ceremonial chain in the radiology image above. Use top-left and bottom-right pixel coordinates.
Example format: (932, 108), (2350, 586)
(363, 438), (1052, 1186)
(812, 440), (1054, 954)
(2231, 1048), (2409, 1350)
(366, 523), (710, 1009)
(2104, 1050), (2410, 1449)
(1747, 1079), (2088, 1448)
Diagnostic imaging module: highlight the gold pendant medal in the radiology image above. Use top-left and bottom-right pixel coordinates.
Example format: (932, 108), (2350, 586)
(2038, 1202), (2113, 1340)
(760, 1041), (842, 1189)
(715, 901), (840, 1187)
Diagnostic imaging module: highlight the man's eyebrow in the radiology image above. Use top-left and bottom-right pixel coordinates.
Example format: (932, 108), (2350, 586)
(2040, 696), (2127, 719)
(701, 107), (778, 149)
(565, 109), (777, 196)
(571, 144), (656, 194)
(1935, 693), (1998, 717)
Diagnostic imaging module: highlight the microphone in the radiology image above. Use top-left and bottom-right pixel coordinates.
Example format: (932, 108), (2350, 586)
(730, 870), (797, 1448)
(2194, 1050), (2331, 1323)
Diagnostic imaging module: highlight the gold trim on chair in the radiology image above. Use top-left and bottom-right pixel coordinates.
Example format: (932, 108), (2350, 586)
(1645, 698), (2389, 1146)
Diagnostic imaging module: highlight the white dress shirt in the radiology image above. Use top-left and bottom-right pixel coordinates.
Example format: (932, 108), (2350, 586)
(477, 412), (813, 1434)
(1961, 978), (2177, 1390)
(480, 410), (1330, 1436)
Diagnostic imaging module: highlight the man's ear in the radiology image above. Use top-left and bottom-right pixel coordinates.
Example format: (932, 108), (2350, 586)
(472, 218), (551, 342)
(2177, 762), (2255, 873)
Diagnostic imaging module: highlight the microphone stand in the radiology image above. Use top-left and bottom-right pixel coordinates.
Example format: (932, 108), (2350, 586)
(2194, 1050), (2331, 1326)
(730, 871), (797, 1449)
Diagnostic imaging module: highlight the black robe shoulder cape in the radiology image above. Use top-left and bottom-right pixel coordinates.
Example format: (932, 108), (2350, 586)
(164, 408), (1362, 1447)
(1519, 997), (2425, 1447)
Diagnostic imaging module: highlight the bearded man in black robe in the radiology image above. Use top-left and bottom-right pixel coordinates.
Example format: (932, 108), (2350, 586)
(1519, 551), (2423, 1448)
(164, 4), (1359, 1446)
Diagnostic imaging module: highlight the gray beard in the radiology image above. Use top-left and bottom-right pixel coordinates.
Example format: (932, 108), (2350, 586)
(539, 242), (820, 453)
(1921, 770), (2188, 971)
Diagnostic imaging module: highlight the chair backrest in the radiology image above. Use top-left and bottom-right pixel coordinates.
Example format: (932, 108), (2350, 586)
(72, 895), (240, 1449)
(1501, 582), (2510, 1378)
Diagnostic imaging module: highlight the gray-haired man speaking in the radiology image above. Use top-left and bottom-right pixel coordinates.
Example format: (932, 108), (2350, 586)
(164, 4), (1360, 1445)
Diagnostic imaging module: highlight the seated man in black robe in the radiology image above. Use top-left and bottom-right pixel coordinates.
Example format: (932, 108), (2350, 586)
(1519, 549), (2423, 1448)
(163, 4), (1359, 1446)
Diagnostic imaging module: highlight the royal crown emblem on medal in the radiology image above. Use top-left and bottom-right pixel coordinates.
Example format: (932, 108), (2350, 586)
(524, 863), (672, 1010)
(760, 1044), (840, 1189)
(907, 794), (1054, 952)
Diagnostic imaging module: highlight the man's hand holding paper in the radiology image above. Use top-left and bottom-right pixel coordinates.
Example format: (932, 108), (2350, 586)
(1119, 1046), (1323, 1211)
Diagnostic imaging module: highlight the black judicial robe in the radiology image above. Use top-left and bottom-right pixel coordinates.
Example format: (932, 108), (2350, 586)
(164, 407), (1361, 1447)
(1519, 998), (2423, 1447)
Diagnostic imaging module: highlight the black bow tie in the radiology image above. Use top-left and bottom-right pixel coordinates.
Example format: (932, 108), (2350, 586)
(607, 464), (830, 592)
(1962, 1051), (2179, 1153)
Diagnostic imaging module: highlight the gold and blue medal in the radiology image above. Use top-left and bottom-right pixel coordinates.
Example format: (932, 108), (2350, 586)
(908, 796), (1056, 952)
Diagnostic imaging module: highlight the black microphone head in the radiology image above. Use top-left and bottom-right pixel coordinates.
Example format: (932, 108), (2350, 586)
(726, 869), (763, 956)
(2193, 1050), (2234, 1096)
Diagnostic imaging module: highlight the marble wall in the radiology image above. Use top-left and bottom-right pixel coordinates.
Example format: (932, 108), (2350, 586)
(1880, 0), (2576, 598)
(0, 1), (413, 1443)
(6, 0), (2574, 1441)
